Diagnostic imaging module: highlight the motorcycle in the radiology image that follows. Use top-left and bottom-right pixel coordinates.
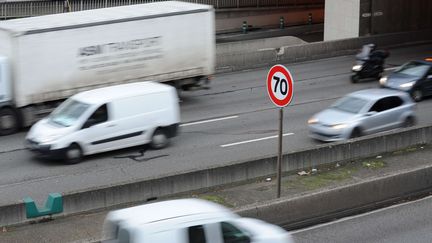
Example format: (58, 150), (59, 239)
(351, 44), (389, 83)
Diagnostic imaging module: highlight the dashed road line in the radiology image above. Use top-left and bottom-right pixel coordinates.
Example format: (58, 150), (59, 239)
(221, 133), (295, 148)
(180, 116), (239, 127)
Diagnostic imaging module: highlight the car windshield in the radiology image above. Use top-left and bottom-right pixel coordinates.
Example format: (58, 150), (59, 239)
(331, 96), (368, 114)
(49, 99), (90, 127)
(395, 62), (429, 78)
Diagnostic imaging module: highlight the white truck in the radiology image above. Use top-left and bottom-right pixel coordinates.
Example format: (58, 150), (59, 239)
(0, 1), (215, 135)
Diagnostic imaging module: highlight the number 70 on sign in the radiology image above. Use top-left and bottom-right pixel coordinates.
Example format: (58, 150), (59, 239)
(266, 64), (294, 107)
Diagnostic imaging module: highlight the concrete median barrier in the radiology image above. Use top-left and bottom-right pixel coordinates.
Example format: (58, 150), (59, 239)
(216, 29), (432, 72)
(1, 125), (432, 227)
(236, 164), (432, 229)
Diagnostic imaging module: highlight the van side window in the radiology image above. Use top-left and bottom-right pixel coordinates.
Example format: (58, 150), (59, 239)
(188, 225), (207, 243)
(82, 104), (108, 129)
(221, 222), (250, 243)
(90, 104), (108, 123)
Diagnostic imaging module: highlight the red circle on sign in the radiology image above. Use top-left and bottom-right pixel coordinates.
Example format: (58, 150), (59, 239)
(266, 65), (294, 107)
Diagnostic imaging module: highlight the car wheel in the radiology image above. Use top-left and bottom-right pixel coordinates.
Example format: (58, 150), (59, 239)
(0, 107), (19, 136)
(403, 116), (416, 128)
(350, 128), (362, 139)
(150, 129), (169, 149)
(411, 89), (423, 102)
(350, 75), (359, 83)
(64, 143), (83, 164)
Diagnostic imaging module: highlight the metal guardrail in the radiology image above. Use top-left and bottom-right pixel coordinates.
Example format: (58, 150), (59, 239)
(0, 0), (324, 19)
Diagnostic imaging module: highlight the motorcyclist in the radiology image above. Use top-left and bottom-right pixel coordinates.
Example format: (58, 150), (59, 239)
(351, 44), (389, 83)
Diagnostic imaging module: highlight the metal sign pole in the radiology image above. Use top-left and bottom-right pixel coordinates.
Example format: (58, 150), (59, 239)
(277, 107), (283, 198)
(266, 64), (293, 199)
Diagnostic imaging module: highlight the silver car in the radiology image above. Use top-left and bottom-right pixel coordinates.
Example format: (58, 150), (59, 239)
(308, 89), (416, 142)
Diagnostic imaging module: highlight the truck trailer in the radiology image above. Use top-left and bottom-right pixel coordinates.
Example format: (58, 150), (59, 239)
(0, 1), (215, 135)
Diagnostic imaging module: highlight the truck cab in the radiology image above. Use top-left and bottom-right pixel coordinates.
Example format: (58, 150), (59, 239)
(103, 198), (293, 243)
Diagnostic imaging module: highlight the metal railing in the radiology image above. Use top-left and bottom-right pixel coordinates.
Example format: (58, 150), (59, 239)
(0, 0), (324, 19)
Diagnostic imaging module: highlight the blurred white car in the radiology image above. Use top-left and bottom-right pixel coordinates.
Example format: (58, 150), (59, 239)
(308, 88), (416, 142)
(102, 198), (294, 243)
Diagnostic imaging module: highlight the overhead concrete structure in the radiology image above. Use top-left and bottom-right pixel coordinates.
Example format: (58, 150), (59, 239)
(324, 0), (360, 41)
(325, 0), (432, 41)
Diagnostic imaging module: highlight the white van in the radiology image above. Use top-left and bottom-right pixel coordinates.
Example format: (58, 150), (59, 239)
(25, 82), (180, 164)
(102, 198), (294, 243)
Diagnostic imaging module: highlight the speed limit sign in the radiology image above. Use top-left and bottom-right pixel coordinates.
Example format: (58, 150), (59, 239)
(266, 64), (294, 107)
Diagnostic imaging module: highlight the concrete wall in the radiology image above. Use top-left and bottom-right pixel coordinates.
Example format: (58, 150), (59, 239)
(217, 36), (306, 55)
(237, 164), (432, 228)
(324, 0), (360, 41)
(326, 0), (432, 40)
(216, 29), (432, 72)
(2, 125), (432, 227)
(358, 0), (432, 36)
(217, 7), (324, 33)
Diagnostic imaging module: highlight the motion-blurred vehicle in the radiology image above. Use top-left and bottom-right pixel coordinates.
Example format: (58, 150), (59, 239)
(351, 44), (389, 83)
(308, 89), (416, 142)
(26, 82), (180, 164)
(379, 59), (432, 102)
(102, 198), (294, 243)
(0, 1), (214, 136)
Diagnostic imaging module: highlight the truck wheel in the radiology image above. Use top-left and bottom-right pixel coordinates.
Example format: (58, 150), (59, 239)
(0, 108), (19, 136)
(64, 143), (83, 164)
(150, 129), (169, 149)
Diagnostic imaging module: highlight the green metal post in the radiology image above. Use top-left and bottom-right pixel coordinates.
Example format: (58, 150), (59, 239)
(242, 21), (248, 34)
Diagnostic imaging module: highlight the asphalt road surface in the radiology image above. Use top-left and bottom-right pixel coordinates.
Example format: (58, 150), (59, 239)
(291, 195), (432, 243)
(0, 44), (431, 205)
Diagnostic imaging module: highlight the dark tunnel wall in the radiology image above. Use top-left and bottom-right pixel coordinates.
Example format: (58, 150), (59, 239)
(359, 0), (432, 36)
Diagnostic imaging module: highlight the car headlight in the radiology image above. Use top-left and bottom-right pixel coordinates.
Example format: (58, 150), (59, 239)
(308, 118), (319, 124)
(400, 81), (415, 88)
(352, 65), (362, 72)
(379, 76), (388, 85)
(331, 124), (347, 129)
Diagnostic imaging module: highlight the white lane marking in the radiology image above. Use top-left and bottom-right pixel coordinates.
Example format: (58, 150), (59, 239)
(221, 133), (294, 148)
(180, 116), (238, 127)
(384, 66), (400, 71)
(290, 194), (432, 235)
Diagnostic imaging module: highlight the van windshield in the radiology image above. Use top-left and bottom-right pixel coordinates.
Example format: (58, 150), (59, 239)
(49, 99), (90, 127)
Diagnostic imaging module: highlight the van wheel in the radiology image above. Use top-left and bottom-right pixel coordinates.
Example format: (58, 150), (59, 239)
(0, 107), (19, 136)
(150, 129), (169, 149)
(64, 143), (83, 164)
